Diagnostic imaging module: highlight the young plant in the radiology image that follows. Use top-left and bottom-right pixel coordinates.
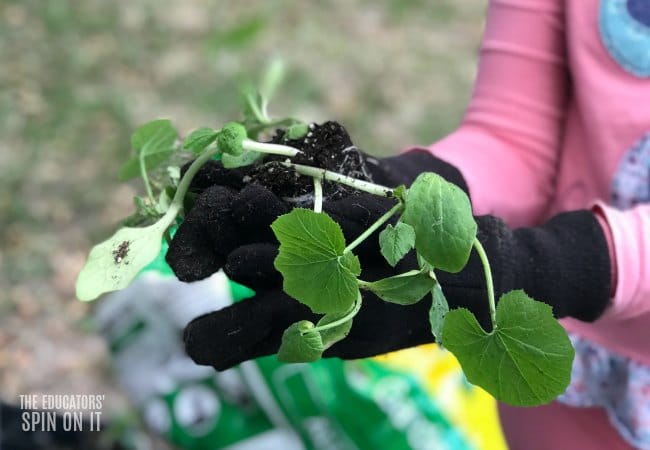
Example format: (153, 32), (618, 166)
(268, 172), (573, 407)
(75, 72), (574, 408)
(75, 121), (300, 301)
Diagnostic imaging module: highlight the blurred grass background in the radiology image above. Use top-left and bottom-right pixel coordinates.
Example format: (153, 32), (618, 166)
(0, 0), (484, 446)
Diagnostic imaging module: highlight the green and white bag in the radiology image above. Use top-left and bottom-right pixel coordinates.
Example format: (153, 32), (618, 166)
(97, 243), (505, 450)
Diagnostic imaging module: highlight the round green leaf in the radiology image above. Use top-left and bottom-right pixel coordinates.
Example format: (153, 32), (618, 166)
(277, 321), (324, 363)
(401, 172), (476, 273)
(441, 290), (575, 406)
(272, 209), (361, 314)
(75, 222), (167, 301)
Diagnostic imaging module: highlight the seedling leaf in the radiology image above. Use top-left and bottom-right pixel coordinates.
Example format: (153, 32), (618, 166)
(429, 283), (448, 342)
(362, 270), (434, 305)
(393, 185), (407, 202)
(183, 127), (219, 154)
(286, 122), (309, 140)
(75, 222), (168, 301)
(118, 120), (178, 181)
(217, 122), (247, 156)
(277, 321), (324, 363)
(259, 59), (285, 106)
(441, 290), (574, 406)
(272, 208), (361, 314)
(379, 222), (415, 267)
(240, 83), (266, 128)
(401, 172), (476, 272)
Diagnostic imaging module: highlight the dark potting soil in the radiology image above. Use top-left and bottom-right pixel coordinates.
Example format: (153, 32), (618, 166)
(245, 121), (374, 204)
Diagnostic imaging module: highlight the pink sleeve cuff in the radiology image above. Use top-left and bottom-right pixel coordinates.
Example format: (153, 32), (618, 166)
(592, 205), (617, 298)
(590, 201), (650, 321)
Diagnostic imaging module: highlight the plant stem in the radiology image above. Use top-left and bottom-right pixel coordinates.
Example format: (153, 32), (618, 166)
(159, 147), (222, 228)
(242, 140), (301, 157)
(313, 177), (323, 213)
(245, 93), (269, 125)
(473, 237), (497, 330)
(357, 269), (422, 288)
(260, 101), (270, 124)
(308, 293), (362, 334)
(139, 154), (155, 205)
(283, 162), (393, 197)
(344, 202), (403, 254)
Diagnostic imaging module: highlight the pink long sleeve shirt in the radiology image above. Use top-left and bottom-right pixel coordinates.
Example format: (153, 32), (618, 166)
(420, 1), (650, 448)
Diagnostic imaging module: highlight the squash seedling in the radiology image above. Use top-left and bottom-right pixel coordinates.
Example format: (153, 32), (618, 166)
(75, 72), (573, 408)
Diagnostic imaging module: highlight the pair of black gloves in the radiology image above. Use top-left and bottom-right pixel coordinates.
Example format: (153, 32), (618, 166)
(167, 145), (612, 371)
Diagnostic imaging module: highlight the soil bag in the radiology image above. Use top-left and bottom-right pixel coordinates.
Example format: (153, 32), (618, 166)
(96, 241), (506, 450)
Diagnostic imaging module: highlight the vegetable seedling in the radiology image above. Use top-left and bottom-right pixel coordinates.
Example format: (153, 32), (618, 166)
(75, 72), (574, 408)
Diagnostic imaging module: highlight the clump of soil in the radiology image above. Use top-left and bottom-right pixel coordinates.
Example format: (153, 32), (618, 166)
(245, 121), (373, 204)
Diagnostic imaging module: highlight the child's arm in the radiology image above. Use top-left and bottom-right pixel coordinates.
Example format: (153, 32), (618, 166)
(425, 0), (650, 322)
(426, 0), (568, 227)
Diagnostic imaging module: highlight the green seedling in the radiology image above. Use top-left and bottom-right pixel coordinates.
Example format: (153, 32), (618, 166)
(269, 174), (573, 407)
(75, 67), (574, 408)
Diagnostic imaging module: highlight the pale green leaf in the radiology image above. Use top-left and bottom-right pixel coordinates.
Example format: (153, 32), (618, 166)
(272, 209), (361, 314)
(259, 59), (285, 104)
(286, 122), (309, 140)
(401, 172), (476, 273)
(277, 321), (324, 363)
(442, 290), (574, 406)
(240, 83), (265, 125)
(75, 222), (167, 301)
(429, 283), (448, 342)
(379, 222), (415, 267)
(183, 127), (219, 154)
(119, 120), (178, 180)
(362, 270), (434, 305)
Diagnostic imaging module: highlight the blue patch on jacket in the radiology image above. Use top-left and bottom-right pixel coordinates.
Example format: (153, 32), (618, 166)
(600, 0), (650, 77)
(611, 133), (650, 209)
